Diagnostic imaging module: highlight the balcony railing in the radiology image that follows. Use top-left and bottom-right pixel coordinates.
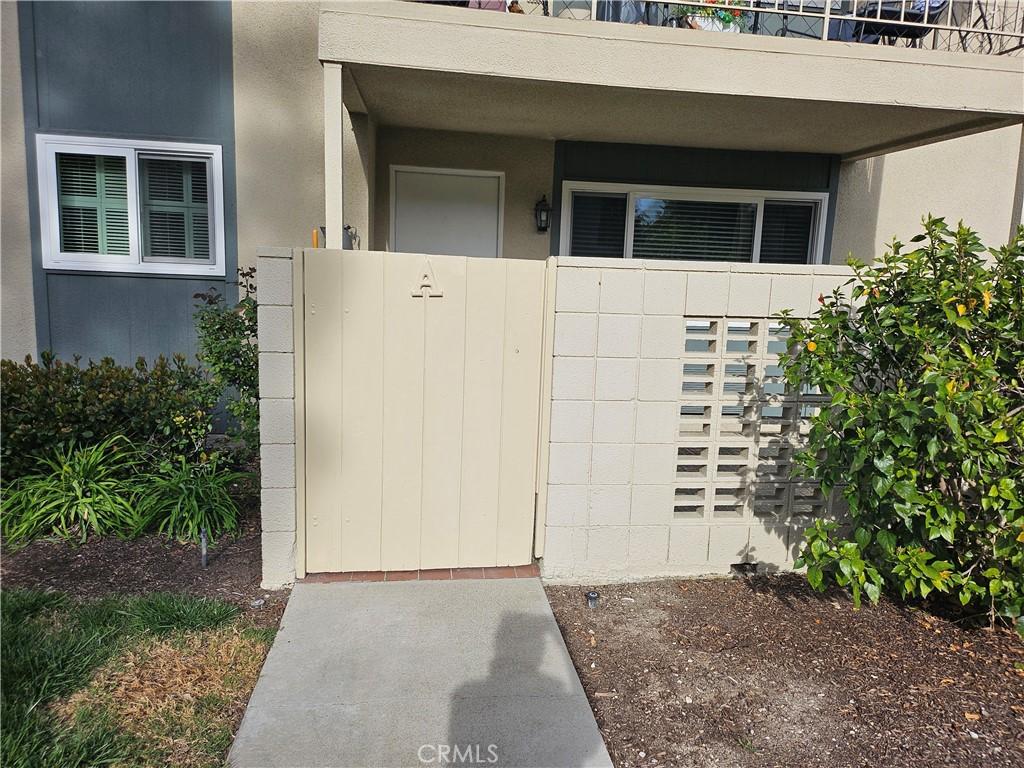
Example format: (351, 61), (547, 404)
(508, 1), (1024, 56)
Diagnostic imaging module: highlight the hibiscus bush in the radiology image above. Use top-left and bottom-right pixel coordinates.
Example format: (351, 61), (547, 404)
(779, 217), (1023, 628)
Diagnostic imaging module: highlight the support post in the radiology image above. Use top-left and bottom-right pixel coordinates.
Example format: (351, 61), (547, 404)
(323, 62), (344, 249)
(257, 247), (300, 588)
(1011, 125), (1024, 244)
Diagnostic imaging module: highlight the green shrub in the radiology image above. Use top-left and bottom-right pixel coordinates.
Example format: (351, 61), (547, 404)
(194, 267), (259, 463)
(1, 436), (247, 547)
(779, 218), (1023, 626)
(136, 456), (249, 544)
(1, 436), (146, 546)
(1, 353), (217, 482)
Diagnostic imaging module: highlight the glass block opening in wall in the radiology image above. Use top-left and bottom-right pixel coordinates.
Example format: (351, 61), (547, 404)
(719, 403), (756, 438)
(758, 403), (802, 439)
(679, 404), (712, 437)
(755, 439), (799, 482)
(790, 484), (830, 519)
(766, 322), (791, 356)
(712, 486), (747, 520)
(753, 484), (789, 521)
(676, 445), (709, 480)
(714, 444), (751, 482)
(761, 363), (788, 398)
(666, 313), (841, 529)
(683, 320), (719, 355)
(725, 321), (759, 355)
(682, 363), (716, 397)
(721, 363), (756, 397)
(673, 485), (706, 520)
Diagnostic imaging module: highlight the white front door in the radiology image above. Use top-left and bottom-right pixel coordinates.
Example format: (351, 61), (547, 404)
(391, 166), (504, 258)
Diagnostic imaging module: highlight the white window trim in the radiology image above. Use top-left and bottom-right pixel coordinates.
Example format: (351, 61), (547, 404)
(389, 165), (505, 258)
(36, 134), (226, 276)
(559, 180), (828, 265)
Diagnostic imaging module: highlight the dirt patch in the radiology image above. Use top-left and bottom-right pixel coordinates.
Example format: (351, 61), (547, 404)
(1, 515), (287, 628)
(547, 575), (1024, 768)
(55, 623), (271, 768)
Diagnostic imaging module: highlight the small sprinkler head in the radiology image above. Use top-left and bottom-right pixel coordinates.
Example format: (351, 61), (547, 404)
(586, 590), (599, 609)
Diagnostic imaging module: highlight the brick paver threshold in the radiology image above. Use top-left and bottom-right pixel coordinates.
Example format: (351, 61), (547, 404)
(302, 563), (541, 583)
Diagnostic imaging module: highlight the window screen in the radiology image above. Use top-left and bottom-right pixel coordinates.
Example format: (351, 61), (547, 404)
(632, 198), (757, 261)
(569, 192), (627, 257)
(139, 157), (211, 261)
(56, 153), (129, 255)
(760, 201), (817, 264)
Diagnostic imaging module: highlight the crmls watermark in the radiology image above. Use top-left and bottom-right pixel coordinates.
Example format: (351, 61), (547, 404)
(417, 744), (499, 765)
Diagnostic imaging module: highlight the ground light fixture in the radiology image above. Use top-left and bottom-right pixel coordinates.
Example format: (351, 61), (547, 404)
(534, 195), (551, 233)
(586, 590), (599, 609)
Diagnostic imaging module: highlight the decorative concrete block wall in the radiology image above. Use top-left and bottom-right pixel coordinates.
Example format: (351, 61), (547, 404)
(542, 258), (854, 581)
(257, 247), (298, 588)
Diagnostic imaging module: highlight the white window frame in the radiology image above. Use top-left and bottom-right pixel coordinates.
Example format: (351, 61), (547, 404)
(389, 165), (505, 258)
(36, 134), (226, 276)
(559, 181), (828, 265)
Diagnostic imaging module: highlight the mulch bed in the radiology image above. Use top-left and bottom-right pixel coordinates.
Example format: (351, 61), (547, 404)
(1, 513), (287, 629)
(547, 575), (1024, 768)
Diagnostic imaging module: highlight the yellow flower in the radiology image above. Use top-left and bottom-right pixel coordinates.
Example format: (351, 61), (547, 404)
(806, 341), (817, 353)
(956, 303), (967, 316)
(982, 290), (992, 311)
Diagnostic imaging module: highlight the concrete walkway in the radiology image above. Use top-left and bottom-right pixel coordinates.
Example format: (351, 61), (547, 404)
(229, 579), (612, 768)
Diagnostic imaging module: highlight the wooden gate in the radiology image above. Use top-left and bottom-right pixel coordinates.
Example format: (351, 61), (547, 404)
(298, 249), (549, 573)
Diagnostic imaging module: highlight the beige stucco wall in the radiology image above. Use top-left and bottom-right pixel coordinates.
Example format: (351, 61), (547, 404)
(232, 1), (324, 270)
(1, 2), (37, 361)
(322, 2), (1023, 158)
(373, 126), (555, 260)
(831, 124), (1024, 263)
(343, 108), (375, 249)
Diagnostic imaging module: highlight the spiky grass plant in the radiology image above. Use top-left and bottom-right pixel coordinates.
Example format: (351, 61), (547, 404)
(1, 435), (144, 546)
(136, 457), (250, 544)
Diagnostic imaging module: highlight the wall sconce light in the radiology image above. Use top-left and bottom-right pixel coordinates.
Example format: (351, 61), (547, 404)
(534, 195), (551, 233)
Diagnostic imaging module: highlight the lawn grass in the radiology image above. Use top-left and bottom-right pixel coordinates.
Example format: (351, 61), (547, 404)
(1, 590), (272, 768)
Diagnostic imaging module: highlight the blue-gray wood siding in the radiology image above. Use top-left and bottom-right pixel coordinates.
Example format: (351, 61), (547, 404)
(46, 275), (222, 363)
(550, 141), (842, 261)
(18, 0), (236, 364)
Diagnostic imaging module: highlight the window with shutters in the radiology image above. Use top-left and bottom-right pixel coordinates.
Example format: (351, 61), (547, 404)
(561, 182), (826, 264)
(37, 135), (224, 276)
(139, 157), (212, 263)
(56, 154), (130, 257)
